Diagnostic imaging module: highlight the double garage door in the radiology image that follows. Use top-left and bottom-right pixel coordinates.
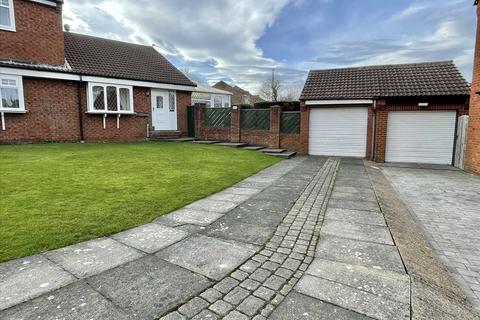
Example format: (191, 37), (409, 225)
(309, 108), (457, 164)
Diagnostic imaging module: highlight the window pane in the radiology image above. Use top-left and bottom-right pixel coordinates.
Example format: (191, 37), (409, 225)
(92, 86), (105, 110)
(169, 92), (175, 112)
(156, 96), (164, 109)
(0, 6), (11, 27)
(106, 86), (117, 111)
(1, 79), (15, 86)
(224, 102), (229, 108)
(214, 96), (222, 108)
(119, 88), (130, 111)
(1, 87), (19, 109)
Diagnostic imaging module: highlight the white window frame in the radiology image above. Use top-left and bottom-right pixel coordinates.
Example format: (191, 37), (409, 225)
(0, 0), (16, 32)
(87, 82), (134, 114)
(0, 74), (25, 112)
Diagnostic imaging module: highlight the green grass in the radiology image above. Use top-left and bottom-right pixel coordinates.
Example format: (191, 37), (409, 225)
(0, 142), (280, 262)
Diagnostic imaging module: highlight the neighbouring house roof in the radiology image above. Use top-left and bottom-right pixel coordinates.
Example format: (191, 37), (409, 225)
(64, 32), (195, 87)
(213, 81), (265, 104)
(300, 61), (470, 101)
(192, 82), (232, 95)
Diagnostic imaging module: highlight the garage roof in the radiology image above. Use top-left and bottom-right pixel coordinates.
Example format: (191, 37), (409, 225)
(300, 61), (470, 100)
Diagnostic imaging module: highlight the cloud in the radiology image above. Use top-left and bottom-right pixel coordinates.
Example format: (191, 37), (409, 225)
(63, 0), (476, 94)
(63, 0), (296, 93)
(390, 4), (427, 22)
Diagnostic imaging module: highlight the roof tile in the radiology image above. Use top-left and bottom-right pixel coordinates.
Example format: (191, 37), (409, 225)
(300, 61), (470, 100)
(64, 32), (195, 87)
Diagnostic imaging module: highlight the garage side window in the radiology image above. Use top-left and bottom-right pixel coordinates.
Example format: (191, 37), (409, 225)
(87, 83), (134, 114)
(0, 74), (24, 112)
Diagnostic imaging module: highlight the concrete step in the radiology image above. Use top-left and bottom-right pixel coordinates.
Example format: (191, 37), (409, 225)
(243, 146), (265, 151)
(265, 151), (297, 159)
(192, 140), (220, 144)
(216, 142), (248, 148)
(152, 137), (197, 142)
(260, 148), (286, 154)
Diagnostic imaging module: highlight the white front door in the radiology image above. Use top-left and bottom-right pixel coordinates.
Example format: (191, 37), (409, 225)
(151, 90), (177, 130)
(386, 111), (457, 165)
(309, 107), (368, 157)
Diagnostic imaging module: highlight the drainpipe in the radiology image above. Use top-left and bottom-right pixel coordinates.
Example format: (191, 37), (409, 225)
(77, 78), (85, 142)
(371, 99), (377, 160)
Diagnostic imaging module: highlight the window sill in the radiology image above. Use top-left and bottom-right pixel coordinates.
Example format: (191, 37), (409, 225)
(0, 25), (16, 32)
(86, 111), (135, 115)
(0, 109), (26, 114)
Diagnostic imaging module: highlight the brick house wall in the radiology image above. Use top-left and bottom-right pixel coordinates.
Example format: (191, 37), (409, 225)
(0, 80), (192, 143)
(176, 91), (192, 136)
(465, 5), (480, 174)
(0, 78), (80, 143)
(80, 85), (151, 142)
(0, 0), (65, 65)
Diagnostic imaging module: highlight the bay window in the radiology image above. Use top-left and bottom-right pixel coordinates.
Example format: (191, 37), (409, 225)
(87, 83), (134, 114)
(0, 0), (15, 31)
(0, 74), (24, 112)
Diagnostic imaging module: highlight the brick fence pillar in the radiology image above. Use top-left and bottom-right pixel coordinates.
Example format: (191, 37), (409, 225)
(269, 105), (281, 149)
(194, 103), (206, 139)
(374, 100), (387, 163)
(230, 106), (241, 142)
(299, 101), (309, 155)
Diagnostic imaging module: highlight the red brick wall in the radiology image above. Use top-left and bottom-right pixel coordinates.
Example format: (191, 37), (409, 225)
(240, 130), (272, 147)
(465, 6), (480, 174)
(176, 91), (191, 136)
(299, 101), (309, 155)
(280, 133), (301, 151)
(374, 97), (468, 162)
(80, 85), (150, 142)
(0, 0), (65, 65)
(0, 77), (80, 143)
(203, 127), (230, 141)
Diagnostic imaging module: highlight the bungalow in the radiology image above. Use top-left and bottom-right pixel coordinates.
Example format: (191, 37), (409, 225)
(0, 0), (196, 143)
(299, 61), (470, 165)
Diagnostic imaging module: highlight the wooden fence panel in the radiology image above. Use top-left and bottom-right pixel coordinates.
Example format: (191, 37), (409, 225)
(455, 115), (469, 169)
(241, 109), (270, 130)
(205, 108), (231, 128)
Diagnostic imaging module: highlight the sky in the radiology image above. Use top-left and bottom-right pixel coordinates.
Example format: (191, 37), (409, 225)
(63, 0), (477, 95)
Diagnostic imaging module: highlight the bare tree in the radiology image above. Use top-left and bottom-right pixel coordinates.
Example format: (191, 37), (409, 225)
(260, 69), (282, 102)
(279, 85), (302, 101)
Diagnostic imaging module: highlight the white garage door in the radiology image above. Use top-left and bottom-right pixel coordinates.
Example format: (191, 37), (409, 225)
(386, 111), (457, 165)
(309, 107), (368, 157)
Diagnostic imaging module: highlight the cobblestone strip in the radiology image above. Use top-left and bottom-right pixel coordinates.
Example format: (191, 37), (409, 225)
(160, 157), (339, 320)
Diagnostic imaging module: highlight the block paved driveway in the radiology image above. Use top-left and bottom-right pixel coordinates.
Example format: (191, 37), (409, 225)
(382, 165), (480, 313)
(0, 156), (477, 319)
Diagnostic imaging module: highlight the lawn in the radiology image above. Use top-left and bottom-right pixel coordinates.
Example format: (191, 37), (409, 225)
(0, 142), (280, 262)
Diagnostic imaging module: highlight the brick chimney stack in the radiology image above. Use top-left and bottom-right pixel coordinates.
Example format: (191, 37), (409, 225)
(465, 3), (480, 174)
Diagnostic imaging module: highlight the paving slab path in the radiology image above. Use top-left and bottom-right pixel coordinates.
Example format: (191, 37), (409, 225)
(1, 157), (479, 320)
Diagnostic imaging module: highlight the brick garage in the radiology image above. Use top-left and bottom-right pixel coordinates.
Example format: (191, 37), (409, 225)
(1, 0), (196, 144)
(300, 61), (470, 164)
